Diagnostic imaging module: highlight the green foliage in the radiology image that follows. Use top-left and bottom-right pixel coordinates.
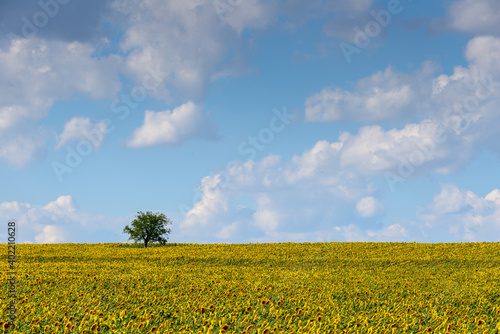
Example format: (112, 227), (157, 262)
(123, 211), (172, 248)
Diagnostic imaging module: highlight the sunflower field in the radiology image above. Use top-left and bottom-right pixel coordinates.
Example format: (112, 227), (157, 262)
(1, 242), (500, 333)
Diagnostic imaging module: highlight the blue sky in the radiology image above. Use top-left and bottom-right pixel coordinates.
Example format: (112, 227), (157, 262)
(1, 0), (500, 243)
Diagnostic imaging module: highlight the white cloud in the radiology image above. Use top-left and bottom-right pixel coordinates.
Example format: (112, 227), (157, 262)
(175, 109), (486, 242)
(340, 223), (408, 242)
(284, 140), (344, 184)
(0, 0), (276, 166)
(464, 36), (500, 78)
(182, 175), (229, 229)
(304, 36), (500, 174)
(425, 183), (468, 215)
(0, 39), (121, 125)
(176, 138), (378, 242)
(177, 55), (499, 241)
(177, 34), (500, 242)
(0, 196), (129, 243)
(0, 38), (121, 167)
(111, 0), (381, 102)
(418, 184), (500, 241)
(485, 189), (500, 204)
(378, 224), (407, 239)
(0, 125), (47, 168)
(35, 225), (66, 244)
(442, 0), (500, 35)
(305, 64), (436, 122)
(215, 222), (239, 239)
(306, 35), (500, 127)
(356, 196), (383, 217)
(428, 37), (500, 154)
(113, 0), (274, 101)
(127, 101), (219, 148)
(56, 117), (109, 150)
(253, 194), (281, 231)
(340, 122), (439, 173)
(43, 195), (77, 216)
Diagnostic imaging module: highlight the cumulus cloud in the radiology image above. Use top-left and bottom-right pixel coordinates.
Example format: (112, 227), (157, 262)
(110, 0), (392, 101)
(428, 37), (500, 155)
(0, 0), (275, 166)
(464, 36), (500, 78)
(127, 102), (219, 148)
(0, 0), (403, 167)
(253, 194), (281, 231)
(174, 116), (474, 241)
(339, 121), (475, 177)
(35, 225), (66, 244)
(177, 36), (500, 243)
(56, 117), (109, 150)
(0, 38), (121, 167)
(0, 39), (121, 121)
(0, 195), (129, 243)
(181, 174), (230, 229)
(418, 184), (500, 241)
(0, 124), (47, 168)
(306, 34), (500, 126)
(305, 65), (436, 122)
(113, 0), (274, 101)
(424, 184), (468, 215)
(176, 138), (379, 242)
(433, 0), (500, 35)
(337, 223), (408, 242)
(356, 196), (383, 217)
(305, 36), (500, 171)
(176, 116), (473, 242)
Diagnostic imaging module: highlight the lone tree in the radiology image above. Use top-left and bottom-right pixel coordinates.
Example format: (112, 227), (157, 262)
(123, 211), (172, 248)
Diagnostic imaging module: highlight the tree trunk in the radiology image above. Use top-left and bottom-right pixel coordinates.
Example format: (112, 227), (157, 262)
(144, 239), (148, 248)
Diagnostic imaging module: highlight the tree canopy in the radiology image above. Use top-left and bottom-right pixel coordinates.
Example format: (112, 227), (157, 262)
(123, 211), (172, 248)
